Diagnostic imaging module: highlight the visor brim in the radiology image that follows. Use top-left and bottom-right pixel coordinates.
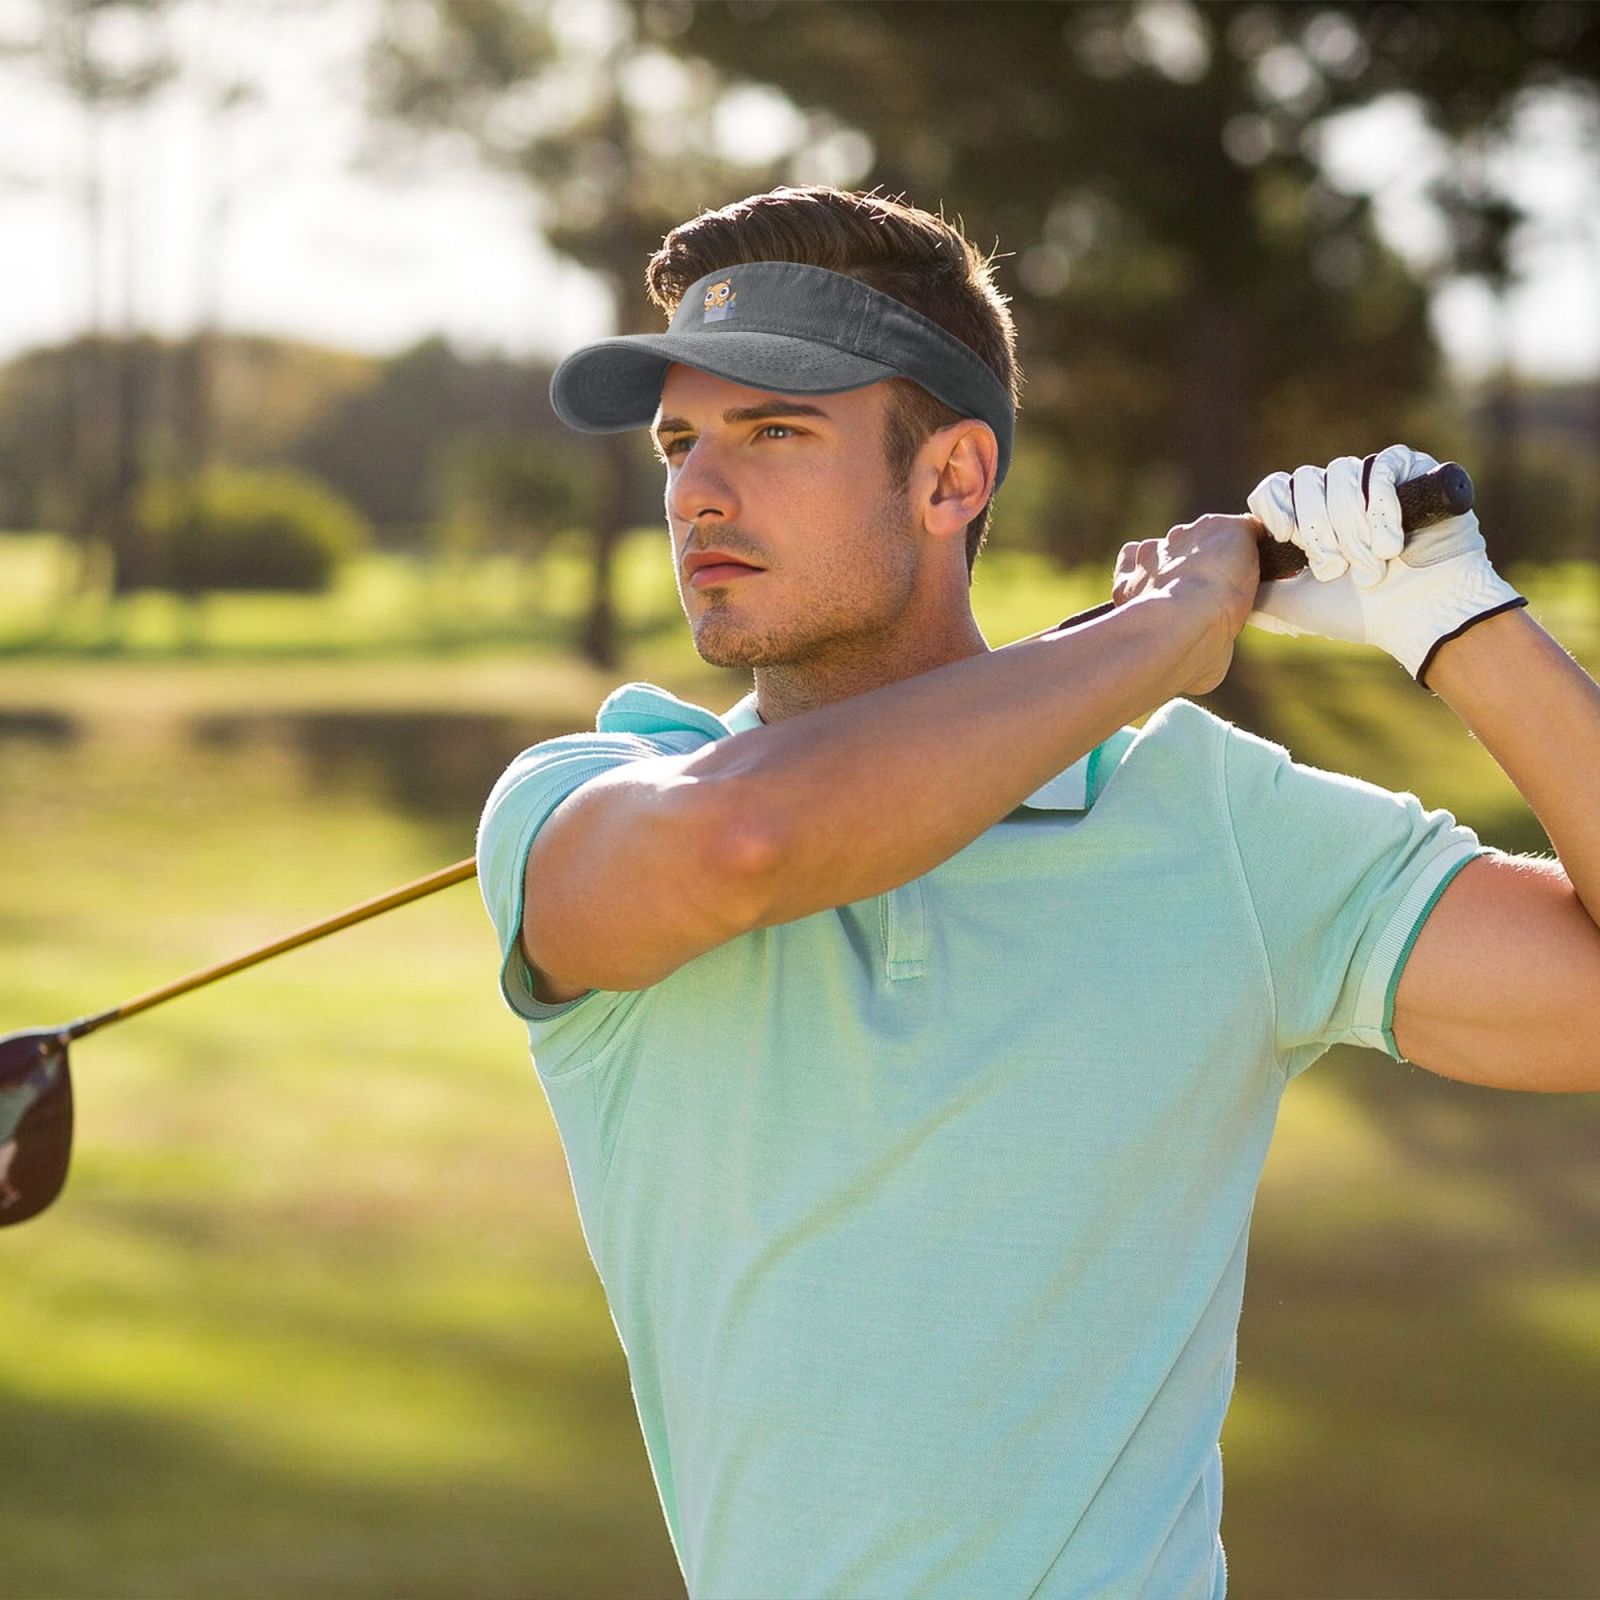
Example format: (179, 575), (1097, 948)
(549, 331), (901, 433)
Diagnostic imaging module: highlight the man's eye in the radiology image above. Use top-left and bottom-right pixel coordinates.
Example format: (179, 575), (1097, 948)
(660, 425), (795, 462)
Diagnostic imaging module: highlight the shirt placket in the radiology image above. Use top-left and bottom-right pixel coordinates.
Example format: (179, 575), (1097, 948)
(880, 881), (928, 982)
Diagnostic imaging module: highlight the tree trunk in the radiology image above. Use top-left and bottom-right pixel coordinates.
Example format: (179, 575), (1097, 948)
(108, 106), (152, 595)
(1479, 334), (1526, 574)
(71, 75), (116, 594)
(580, 430), (629, 671)
(575, 40), (638, 673)
(1591, 375), (1600, 626)
(108, 336), (152, 595)
(1174, 296), (1253, 521)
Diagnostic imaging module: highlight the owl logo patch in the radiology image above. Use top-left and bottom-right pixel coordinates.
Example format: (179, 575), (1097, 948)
(703, 279), (737, 322)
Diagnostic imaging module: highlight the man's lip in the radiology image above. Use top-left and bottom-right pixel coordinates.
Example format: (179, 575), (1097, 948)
(684, 554), (763, 576)
(688, 562), (762, 589)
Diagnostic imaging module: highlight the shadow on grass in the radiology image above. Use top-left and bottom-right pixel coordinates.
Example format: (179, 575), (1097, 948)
(1344, 1055), (1600, 1251)
(68, 1193), (620, 1407)
(0, 1384), (685, 1600)
(192, 711), (582, 830)
(1231, 1049), (1600, 1597)
(0, 598), (685, 664)
(4, 1176), (687, 1600)
(0, 709), (81, 745)
(1228, 1280), (1600, 1597)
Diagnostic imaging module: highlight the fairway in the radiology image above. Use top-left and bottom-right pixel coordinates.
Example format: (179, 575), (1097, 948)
(0, 671), (687, 1599)
(1, 546), (1596, 1596)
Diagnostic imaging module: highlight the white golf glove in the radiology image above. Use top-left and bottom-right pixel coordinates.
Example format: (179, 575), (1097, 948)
(1244, 444), (1528, 686)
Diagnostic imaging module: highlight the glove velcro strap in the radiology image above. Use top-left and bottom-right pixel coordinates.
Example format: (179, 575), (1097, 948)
(1417, 595), (1530, 689)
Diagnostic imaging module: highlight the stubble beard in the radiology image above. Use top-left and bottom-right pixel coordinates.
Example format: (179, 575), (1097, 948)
(687, 477), (918, 671)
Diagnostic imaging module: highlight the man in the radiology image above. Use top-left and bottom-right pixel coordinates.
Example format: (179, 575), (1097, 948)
(477, 185), (1600, 1598)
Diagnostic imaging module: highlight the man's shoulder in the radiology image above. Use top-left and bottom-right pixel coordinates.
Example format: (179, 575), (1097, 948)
(475, 681), (762, 891)
(1139, 695), (1236, 741)
(594, 680), (747, 742)
(1100, 696), (1235, 785)
(486, 682), (740, 797)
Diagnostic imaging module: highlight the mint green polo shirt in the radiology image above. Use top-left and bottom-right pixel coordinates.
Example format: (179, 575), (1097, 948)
(476, 681), (1491, 1599)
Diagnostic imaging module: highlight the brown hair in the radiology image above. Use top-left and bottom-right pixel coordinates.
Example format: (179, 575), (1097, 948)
(644, 184), (1021, 581)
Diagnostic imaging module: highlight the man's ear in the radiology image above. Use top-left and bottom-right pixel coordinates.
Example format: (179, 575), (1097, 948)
(925, 420), (997, 524)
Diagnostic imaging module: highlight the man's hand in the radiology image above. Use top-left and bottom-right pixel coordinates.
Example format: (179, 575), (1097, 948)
(1113, 514), (1264, 696)
(1244, 444), (1529, 685)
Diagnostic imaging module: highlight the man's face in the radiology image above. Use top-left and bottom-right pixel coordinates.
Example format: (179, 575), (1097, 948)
(652, 362), (920, 670)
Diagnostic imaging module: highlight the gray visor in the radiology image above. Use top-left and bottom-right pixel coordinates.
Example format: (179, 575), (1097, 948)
(548, 260), (1015, 488)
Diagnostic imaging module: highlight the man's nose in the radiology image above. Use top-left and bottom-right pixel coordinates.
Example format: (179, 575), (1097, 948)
(665, 439), (739, 526)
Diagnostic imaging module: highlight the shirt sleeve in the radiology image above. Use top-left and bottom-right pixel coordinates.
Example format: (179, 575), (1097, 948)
(475, 729), (673, 1025)
(1220, 720), (1496, 1079)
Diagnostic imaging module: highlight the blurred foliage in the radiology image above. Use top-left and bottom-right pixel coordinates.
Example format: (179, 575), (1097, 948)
(0, 0), (1593, 604)
(0, 333), (663, 562)
(1510, 431), (1600, 563)
(647, 0), (1596, 554)
(1332, 0), (1600, 137)
(363, 0), (826, 665)
(0, 0), (1596, 608)
(646, 0), (1443, 549)
(432, 428), (601, 561)
(137, 465), (370, 595)
(0, 334), (379, 535)
(0, 6), (1596, 1593)
(353, 0), (1600, 632)
(285, 334), (611, 546)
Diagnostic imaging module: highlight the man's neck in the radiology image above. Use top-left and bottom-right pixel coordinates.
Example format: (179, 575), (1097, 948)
(753, 621), (990, 725)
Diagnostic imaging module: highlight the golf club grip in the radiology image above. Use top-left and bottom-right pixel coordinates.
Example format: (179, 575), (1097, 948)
(1051, 461), (1475, 633)
(1257, 460), (1473, 580)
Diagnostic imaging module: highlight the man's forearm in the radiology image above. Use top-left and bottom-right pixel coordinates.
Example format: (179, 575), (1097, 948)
(681, 593), (1213, 927)
(1424, 605), (1600, 927)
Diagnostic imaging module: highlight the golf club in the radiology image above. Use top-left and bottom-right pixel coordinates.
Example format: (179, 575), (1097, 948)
(1049, 459), (1474, 631)
(0, 856), (475, 1224)
(0, 462), (1473, 1227)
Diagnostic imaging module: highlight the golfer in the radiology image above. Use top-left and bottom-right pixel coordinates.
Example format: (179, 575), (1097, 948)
(477, 185), (1600, 1598)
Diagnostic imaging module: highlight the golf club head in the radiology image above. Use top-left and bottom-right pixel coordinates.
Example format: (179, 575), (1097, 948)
(0, 1028), (74, 1226)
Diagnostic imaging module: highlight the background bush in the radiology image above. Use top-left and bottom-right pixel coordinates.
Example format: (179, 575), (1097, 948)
(138, 466), (370, 594)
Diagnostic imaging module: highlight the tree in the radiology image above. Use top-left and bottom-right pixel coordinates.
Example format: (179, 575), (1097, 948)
(651, 0), (1446, 552)
(363, 0), (865, 667)
(1318, 0), (1600, 570)
(4, 0), (179, 591)
(637, 1), (1597, 566)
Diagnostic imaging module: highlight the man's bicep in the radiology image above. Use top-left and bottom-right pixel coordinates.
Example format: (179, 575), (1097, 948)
(1392, 851), (1600, 1092)
(521, 942), (590, 1007)
(520, 752), (773, 997)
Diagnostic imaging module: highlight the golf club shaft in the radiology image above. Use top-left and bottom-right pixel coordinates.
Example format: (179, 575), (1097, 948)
(65, 857), (478, 1042)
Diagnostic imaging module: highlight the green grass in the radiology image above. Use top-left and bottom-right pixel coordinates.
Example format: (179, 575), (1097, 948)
(1, 532), (1598, 1596)
(0, 724), (683, 1598)
(1231, 1058), (1600, 1596)
(0, 531), (637, 659)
